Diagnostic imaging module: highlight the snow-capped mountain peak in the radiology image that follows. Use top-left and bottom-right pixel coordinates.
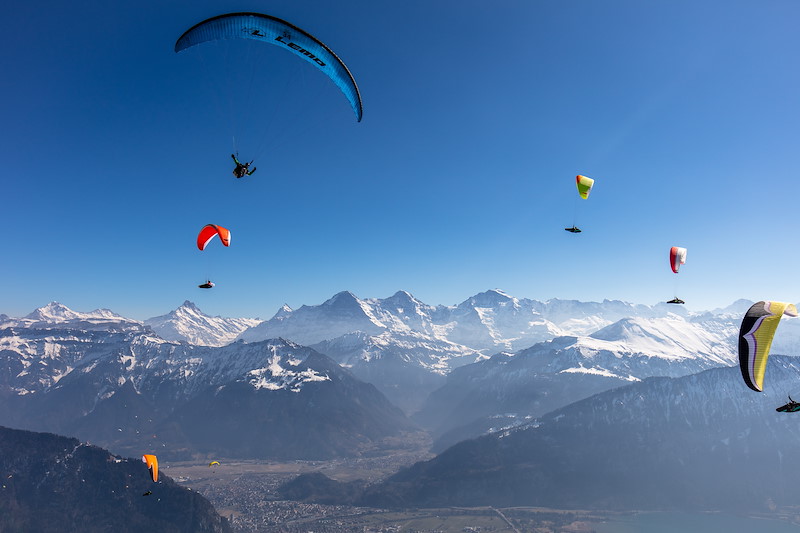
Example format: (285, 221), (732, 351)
(384, 290), (422, 307)
(24, 302), (80, 321)
(587, 316), (735, 364)
(272, 304), (293, 320)
(323, 290), (360, 308)
(144, 302), (261, 347)
(7, 302), (141, 331)
(178, 300), (201, 312)
(24, 302), (130, 323)
(462, 289), (518, 309)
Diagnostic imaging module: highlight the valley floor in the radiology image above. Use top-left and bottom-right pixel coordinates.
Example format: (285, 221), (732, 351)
(164, 448), (620, 532)
(165, 439), (800, 533)
(166, 434), (434, 532)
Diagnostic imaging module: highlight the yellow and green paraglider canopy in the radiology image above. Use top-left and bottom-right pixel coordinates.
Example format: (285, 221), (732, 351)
(576, 175), (594, 199)
(739, 301), (798, 392)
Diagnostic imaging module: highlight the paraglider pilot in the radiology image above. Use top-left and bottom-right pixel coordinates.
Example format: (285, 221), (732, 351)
(231, 154), (256, 178)
(777, 395), (800, 413)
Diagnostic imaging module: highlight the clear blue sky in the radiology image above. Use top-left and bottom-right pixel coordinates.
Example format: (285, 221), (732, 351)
(3, 0), (800, 320)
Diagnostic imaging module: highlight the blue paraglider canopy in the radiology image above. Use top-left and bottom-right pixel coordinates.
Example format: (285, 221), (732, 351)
(175, 12), (363, 122)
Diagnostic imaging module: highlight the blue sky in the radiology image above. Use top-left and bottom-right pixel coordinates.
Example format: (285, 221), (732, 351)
(3, 0), (800, 320)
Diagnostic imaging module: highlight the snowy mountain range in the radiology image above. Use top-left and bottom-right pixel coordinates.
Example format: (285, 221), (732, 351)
(414, 313), (742, 450)
(1, 301), (142, 332)
(227, 289), (751, 413)
(0, 301), (261, 348)
(4, 291), (800, 460)
(0, 314), (416, 460)
(0, 291), (702, 415)
(6, 291), (800, 518)
(235, 289), (696, 353)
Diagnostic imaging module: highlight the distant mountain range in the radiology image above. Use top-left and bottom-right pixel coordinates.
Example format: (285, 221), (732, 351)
(2, 301), (142, 332)
(0, 425), (231, 532)
(283, 357), (800, 513)
(4, 291), (800, 465)
(0, 311), (416, 460)
(414, 313), (742, 450)
(0, 292), (703, 416)
(234, 289), (696, 352)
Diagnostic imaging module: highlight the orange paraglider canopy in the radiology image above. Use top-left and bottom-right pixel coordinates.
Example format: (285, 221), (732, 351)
(142, 454), (158, 482)
(197, 224), (231, 250)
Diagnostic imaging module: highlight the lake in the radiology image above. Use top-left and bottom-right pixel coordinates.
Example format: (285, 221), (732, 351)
(594, 512), (800, 533)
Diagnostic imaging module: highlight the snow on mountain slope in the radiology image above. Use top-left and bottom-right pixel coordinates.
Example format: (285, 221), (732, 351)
(68, 336), (336, 401)
(473, 314), (739, 388)
(25, 302), (114, 322)
(312, 330), (481, 375)
(432, 289), (566, 352)
(311, 330), (483, 413)
(237, 289), (567, 354)
(0, 316), (325, 402)
(362, 291), (440, 336)
(2, 302), (142, 331)
(587, 316), (735, 364)
(5, 292), (797, 460)
(0, 315), (150, 396)
(4, 293), (789, 409)
(235, 289), (708, 356)
(144, 301), (261, 347)
(237, 291), (387, 345)
(414, 312), (742, 446)
(0, 328), (418, 461)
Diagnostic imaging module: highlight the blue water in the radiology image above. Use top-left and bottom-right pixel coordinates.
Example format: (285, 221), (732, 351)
(593, 512), (800, 533)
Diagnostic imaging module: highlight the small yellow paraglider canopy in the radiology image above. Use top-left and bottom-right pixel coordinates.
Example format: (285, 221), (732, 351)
(576, 175), (594, 199)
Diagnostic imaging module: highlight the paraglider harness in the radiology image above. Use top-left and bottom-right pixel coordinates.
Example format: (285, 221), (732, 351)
(777, 395), (800, 413)
(231, 153), (256, 178)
